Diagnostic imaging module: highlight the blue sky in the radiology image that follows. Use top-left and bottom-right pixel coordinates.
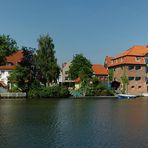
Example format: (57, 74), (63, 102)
(0, 0), (148, 65)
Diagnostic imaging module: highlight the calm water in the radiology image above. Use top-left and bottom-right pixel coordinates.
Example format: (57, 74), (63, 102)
(1, 98), (148, 148)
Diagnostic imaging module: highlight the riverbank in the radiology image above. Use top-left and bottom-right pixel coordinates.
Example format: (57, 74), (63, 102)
(70, 96), (117, 99)
(0, 92), (26, 98)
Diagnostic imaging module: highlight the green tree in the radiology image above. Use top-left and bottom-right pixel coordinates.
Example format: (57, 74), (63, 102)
(69, 54), (93, 80)
(121, 67), (128, 93)
(34, 34), (60, 86)
(109, 68), (114, 81)
(0, 34), (18, 65)
(9, 47), (39, 94)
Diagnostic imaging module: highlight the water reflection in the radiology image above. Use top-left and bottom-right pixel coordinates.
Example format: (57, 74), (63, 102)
(1, 98), (148, 147)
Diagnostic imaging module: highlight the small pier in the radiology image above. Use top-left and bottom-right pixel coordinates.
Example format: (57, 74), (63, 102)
(0, 92), (26, 99)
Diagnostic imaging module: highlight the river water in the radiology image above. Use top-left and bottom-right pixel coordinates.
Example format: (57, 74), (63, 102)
(1, 98), (148, 148)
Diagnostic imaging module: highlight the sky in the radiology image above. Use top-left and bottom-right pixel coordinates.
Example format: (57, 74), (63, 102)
(0, 0), (148, 65)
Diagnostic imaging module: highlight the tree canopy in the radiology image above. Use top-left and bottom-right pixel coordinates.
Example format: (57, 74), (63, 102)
(9, 47), (38, 93)
(0, 34), (18, 65)
(34, 34), (60, 86)
(69, 54), (93, 80)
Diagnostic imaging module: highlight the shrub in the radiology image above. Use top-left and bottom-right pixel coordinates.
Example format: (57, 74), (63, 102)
(28, 85), (70, 98)
(99, 89), (114, 96)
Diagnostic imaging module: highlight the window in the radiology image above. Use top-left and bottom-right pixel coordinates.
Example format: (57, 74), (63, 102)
(65, 71), (69, 75)
(138, 86), (141, 89)
(135, 65), (141, 70)
(135, 77), (141, 81)
(145, 77), (148, 84)
(136, 57), (141, 61)
(128, 65), (134, 70)
(145, 58), (148, 64)
(145, 67), (148, 73)
(128, 77), (134, 80)
(65, 76), (69, 80)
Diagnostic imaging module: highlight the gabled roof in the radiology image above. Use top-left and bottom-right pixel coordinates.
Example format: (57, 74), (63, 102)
(6, 50), (23, 65)
(114, 45), (148, 59)
(104, 56), (113, 67)
(106, 45), (148, 67)
(92, 64), (108, 75)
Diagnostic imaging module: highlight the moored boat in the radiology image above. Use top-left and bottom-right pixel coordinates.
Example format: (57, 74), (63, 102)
(117, 94), (137, 99)
(142, 93), (148, 97)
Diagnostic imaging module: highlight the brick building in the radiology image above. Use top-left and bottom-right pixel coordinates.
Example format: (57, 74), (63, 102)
(105, 45), (148, 95)
(92, 64), (108, 82)
(61, 61), (108, 89)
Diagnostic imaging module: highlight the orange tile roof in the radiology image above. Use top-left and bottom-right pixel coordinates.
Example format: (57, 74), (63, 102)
(0, 65), (16, 70)
(114, 45), (148, 59)
(92, 64), (108, 75)
(6, 50), (24, 65)
(107, 45), (148, 67)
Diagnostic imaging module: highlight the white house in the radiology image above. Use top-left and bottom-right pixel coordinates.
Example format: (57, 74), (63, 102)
(0, 50), (23, 90)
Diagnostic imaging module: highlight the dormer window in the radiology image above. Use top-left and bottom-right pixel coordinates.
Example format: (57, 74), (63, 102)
(136, 57), (141, 61)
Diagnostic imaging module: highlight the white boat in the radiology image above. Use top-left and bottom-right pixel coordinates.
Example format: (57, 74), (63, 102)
(142, 93), (148, 97)
(117, 94), (137, 99)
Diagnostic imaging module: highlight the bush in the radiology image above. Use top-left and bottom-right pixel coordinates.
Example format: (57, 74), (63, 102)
(98, 89), (114, 96)
(28, 85), (70, 98)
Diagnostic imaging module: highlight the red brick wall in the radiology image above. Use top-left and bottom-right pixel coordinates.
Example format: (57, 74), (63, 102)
(113, 65), (148, 95)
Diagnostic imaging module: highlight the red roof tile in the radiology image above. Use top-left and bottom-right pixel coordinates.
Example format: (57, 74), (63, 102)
(114, 45), (148, 59)
(108, 45), (148, 67)
(92, 64), (108, 75)
(6, 50), (24, 65)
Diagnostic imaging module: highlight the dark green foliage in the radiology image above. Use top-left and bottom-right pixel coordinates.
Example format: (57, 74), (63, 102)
(9, 47), (38, 93)
(0, 34), (18, 65)
(79, 77), (114, 96)
(28, 85), (70, 98)
(35, 34), (60, 86)
(109, 68), (114, 81)
(69, 54), (93, 80)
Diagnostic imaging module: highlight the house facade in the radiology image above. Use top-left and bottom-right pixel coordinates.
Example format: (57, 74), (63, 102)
(105, 45), (148, 95)
(61, 61), (73, 83)
(61, 61), (108, 83)
(0, 50), (23, 88)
